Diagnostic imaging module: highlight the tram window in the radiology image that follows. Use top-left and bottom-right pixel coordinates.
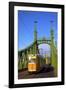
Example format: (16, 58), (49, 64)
(28, 59), (36, 63)
(28, 55), (36, 63)
(32, 59), (36, 63)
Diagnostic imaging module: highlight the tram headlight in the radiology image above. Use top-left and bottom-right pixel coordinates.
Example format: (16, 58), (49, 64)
(28, 56), (31, 61)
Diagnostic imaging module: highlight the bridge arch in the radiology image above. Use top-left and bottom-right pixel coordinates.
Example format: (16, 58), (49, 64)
(38, 43), (51, 57)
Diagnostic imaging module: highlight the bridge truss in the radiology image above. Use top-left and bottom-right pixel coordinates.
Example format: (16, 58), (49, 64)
(18, 21), (57, 76)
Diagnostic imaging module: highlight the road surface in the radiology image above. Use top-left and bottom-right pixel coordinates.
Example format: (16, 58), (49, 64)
(18, 65), (56, 79)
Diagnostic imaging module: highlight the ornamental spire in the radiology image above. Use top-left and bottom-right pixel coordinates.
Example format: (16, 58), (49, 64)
(50, 20), (54, 40)
(34, 21), (37, 41)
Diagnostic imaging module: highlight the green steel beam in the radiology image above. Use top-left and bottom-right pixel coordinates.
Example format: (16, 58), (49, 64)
(18, 21), (57, 75)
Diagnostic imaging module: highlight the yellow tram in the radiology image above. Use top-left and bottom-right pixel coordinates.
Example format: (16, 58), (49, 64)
(28, 54), (50, 73)
(28, 54), (40, 73)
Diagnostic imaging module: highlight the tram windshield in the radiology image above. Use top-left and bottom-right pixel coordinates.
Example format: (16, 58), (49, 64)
(28, 54), (37, 63)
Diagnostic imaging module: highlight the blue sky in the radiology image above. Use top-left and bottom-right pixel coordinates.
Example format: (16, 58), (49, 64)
(18, 10), (57, 54)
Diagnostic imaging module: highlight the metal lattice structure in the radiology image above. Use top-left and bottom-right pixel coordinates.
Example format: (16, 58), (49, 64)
(18, 21), (57, 75)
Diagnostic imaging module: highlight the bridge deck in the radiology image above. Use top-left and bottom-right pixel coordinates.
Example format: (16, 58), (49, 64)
(18, 65), (56, 79)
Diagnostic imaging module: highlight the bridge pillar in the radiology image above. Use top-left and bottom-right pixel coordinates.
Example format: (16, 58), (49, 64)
(50, 28), (54, 65)
(34, 21), (37, 41)
(50, 21), (57, 76)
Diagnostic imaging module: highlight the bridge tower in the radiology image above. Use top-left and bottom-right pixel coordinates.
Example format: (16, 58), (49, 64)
(50, 20), (54, 65)
(34, 21), (37, 41)
(33, 21), (39, 55)
(50, 21), (57, 76)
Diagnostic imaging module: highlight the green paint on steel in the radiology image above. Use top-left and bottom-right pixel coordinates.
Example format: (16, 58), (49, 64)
(18, 21), (57, 76)
(34, 21), (37, 41)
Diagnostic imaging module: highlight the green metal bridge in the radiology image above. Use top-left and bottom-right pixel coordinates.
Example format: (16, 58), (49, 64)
(18, 21), (57, 76)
